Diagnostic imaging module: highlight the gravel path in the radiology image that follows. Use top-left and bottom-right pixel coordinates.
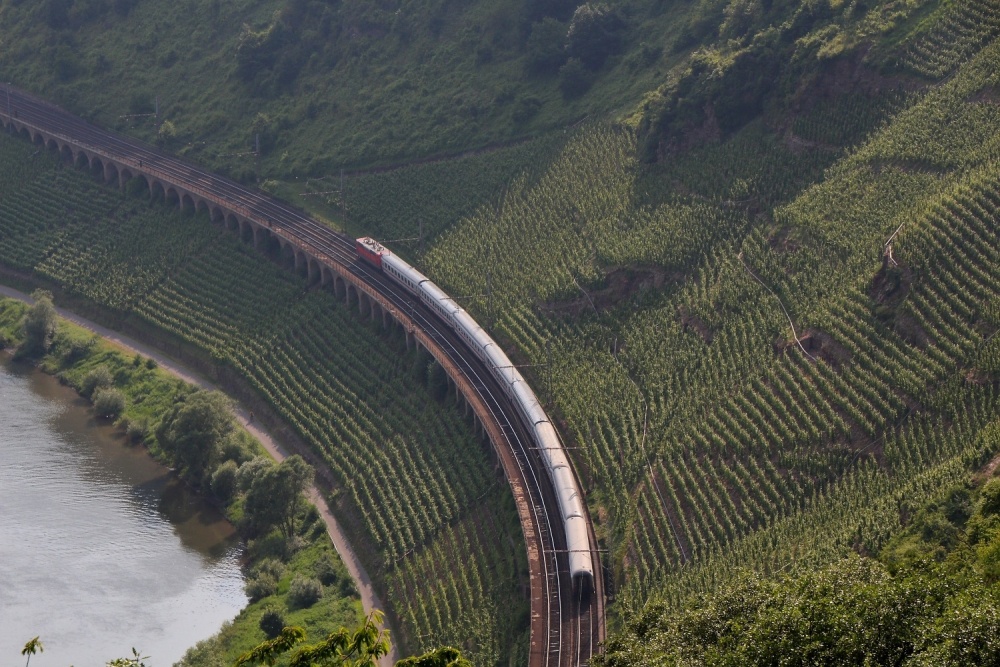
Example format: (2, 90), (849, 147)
(0, 284), (399, 665)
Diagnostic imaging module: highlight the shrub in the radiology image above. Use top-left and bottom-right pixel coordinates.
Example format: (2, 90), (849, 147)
(245, 572), (278, 602)
(287, 576), (323, 610)
(981, 479), (1000, 517)
(566, 3), (624, 70)
(212, 460), (239, 501)
(252, 558), (287, 581)
(259, 607), (285, 639)
(559, 58), (592, 99)
(20, 290), (57, 357)
(237, 457), (274, 493)
(93, 387), (126, 420)
(126, 418), (150, 444)
(81, 365), (114, 399)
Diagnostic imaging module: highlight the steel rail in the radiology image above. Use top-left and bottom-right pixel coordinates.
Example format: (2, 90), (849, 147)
(1, 86), (603, 665)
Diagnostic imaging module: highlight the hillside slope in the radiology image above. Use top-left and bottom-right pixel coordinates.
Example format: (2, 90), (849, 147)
(3, 0), (1000, 662)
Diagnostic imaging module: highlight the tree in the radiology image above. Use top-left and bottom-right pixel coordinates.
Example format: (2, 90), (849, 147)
(397, 647), (472, 667)
(525, 18), (567, 74)
(20, 290), (57, 358)
(244, 455), (314, 539)
(566, 4), (624, 70)
(236, 612), (392, 667)
(558, 58), (593, 99)
(21, 637), (43, 667)
(156, 390), (235, 484)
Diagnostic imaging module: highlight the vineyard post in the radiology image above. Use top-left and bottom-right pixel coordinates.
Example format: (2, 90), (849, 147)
(487, 268), (493, 330)
(547, 339), (552, 407)
(255, 133), (261, 183)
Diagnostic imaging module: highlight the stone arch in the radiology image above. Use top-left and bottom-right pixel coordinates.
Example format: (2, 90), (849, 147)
(239, 219), (256, 245)
(89, 156), (105, 181)
(75, 151), (90, 170)
(180, 193), (195, 214)
(226, 213), (240, 232)
(25, 128), (37, 143)
(278, 241), (295, 269)
(333, 275), (346, 300)
(211, 206), (225, 224)
(346, 284), (359, 310)
(307, 258), (321, 285)
(164, 187), (180, 208)
(104, 162), (119, 187)
(46, 138), (59, 153)
(253, 224), (271, 250)
(150, 179), (166, 202)
(59, 143), (73, 163)
(194, 198), (209, 216)
(293, 250), (308, 278)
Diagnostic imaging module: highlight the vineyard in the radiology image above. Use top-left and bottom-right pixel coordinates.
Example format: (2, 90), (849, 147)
(423, 34), (1000, 607)
(0, 138), (528, 665)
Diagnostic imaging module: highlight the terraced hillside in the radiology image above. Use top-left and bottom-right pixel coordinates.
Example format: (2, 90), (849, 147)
(419, 33), (1000, 606)
(0, 136), (528, 666)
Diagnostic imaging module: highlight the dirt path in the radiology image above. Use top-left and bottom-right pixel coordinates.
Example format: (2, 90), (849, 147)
(0, 284), (399, 666)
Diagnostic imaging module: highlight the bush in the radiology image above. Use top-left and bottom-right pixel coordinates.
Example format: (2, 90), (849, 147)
(212, 460), (239, 501)
(259, 607), (285, 639)
(559, 58), (593, 99)
(81, 365), (114, 399)
(237, 457), (274, 493)
(64, 336), (97, 364)
(126, 418), (150, 444)
(525, 18), (567, 74)
(982, 479), (1000, 517)
(20, 290), (57, 357)
(93, 387), (126, 420)
(287, 575), (323, 610)
(566, 3), (624, 70)
(245, 572), (278, 602)
(252, 558), (287, 581)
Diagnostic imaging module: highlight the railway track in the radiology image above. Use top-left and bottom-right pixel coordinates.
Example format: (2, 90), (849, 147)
(2, 86), (603, 667)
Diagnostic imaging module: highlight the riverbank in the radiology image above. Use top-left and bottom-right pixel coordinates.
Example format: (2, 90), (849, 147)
(0, 355), (247, 666)
(0, 293), (385, 665)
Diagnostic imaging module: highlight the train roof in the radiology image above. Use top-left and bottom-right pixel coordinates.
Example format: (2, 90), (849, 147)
(356, 236), (389, 257)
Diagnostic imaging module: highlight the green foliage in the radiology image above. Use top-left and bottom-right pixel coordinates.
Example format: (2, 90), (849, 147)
(601, 468), (1000, 666)
(156, 390), (235, 485)
(92, 386), (126, 420)
(287, 575), (324, 610)
(244, 455), (314, 540)
(525, 18), (568, 74)
(566, 3), (624, 70)
(245, 571), (280, 603)
(558, 58), (593, 99)
(81, 365), (114, 399)
(212, 459), (240, 502)
(19, 290), (57, 358)
(396, 646), (472, 667)
(259, 607), (286, 640)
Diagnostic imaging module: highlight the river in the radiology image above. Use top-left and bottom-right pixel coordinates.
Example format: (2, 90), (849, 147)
(0, 356), (247, 667)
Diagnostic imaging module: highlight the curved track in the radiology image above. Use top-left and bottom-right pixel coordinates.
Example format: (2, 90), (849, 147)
(2, 87), (604, 666)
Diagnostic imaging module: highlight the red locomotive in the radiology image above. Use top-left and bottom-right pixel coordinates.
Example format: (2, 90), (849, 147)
(355, 237), (388, 268)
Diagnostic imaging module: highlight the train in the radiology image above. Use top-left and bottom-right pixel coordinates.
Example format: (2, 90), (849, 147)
(355, 237), (594, 589)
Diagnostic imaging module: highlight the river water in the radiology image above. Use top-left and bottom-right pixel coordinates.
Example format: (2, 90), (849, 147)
(0, 357), (247, 666)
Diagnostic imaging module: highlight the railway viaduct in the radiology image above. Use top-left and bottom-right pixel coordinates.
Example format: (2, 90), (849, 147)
(5, 118), (396, 324)
(2, 91), (604, 667)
